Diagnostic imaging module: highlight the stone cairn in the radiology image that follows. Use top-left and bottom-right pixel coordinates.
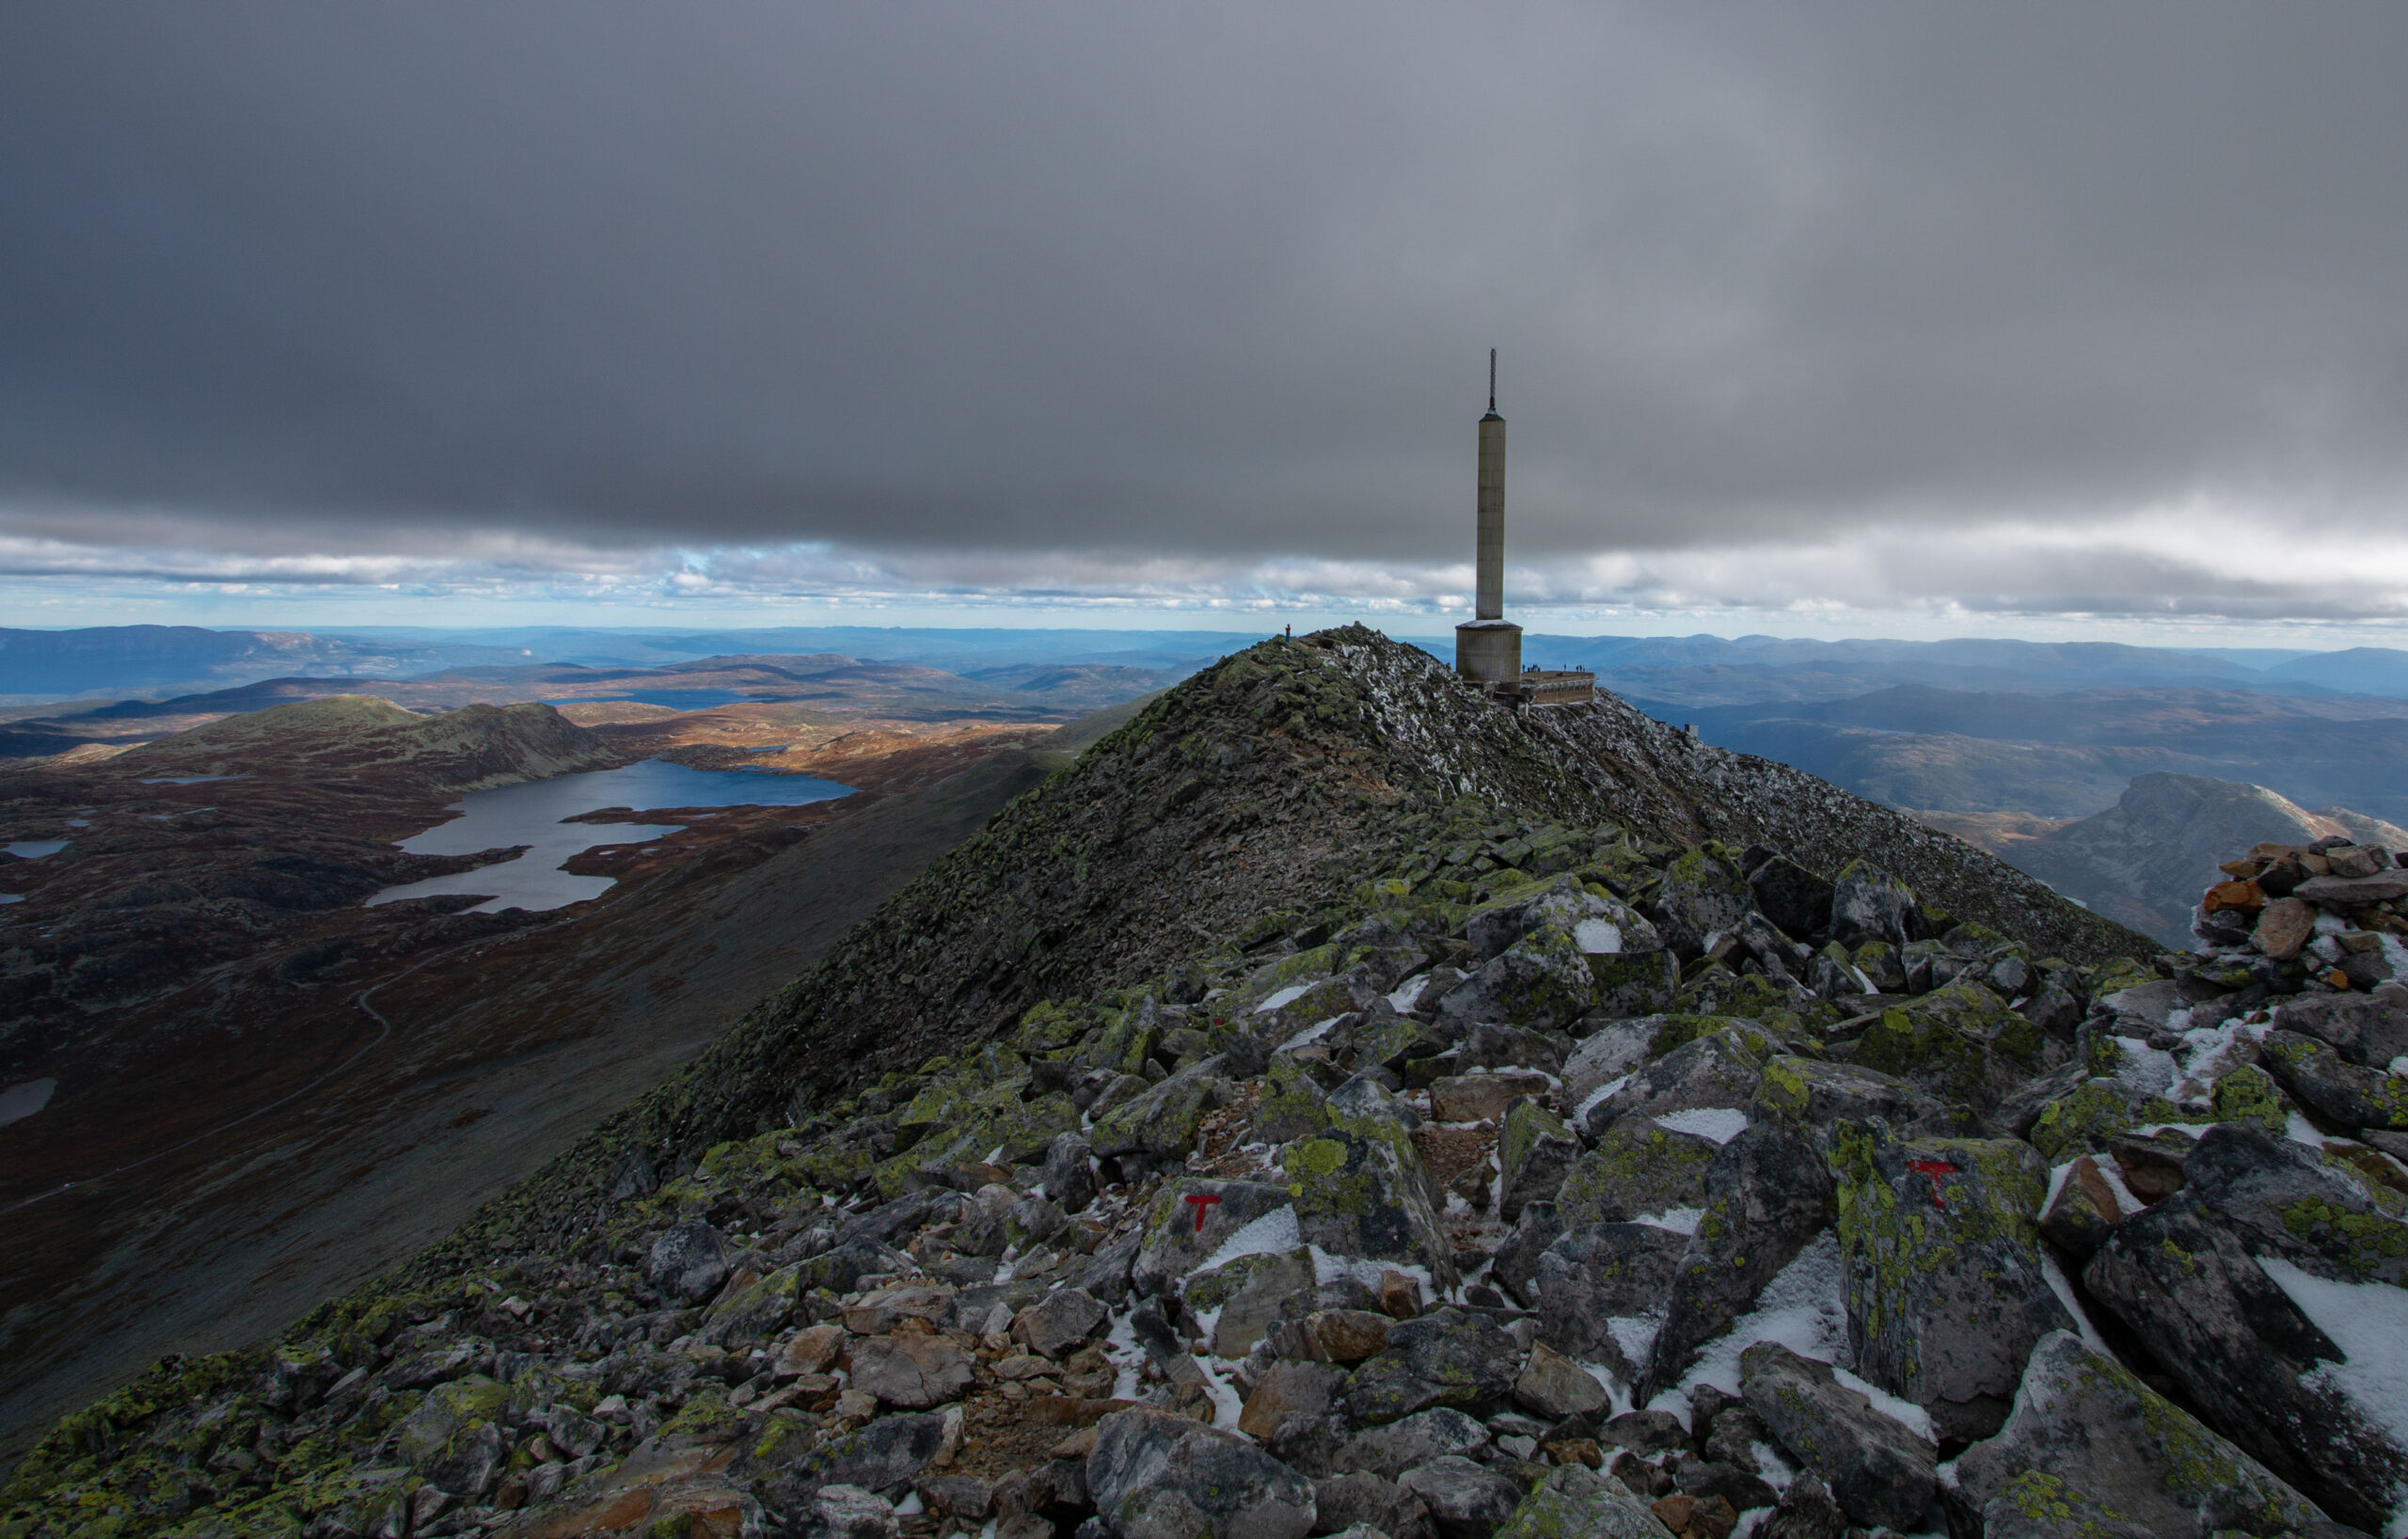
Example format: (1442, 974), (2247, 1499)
(10, 821), (2407, 1539)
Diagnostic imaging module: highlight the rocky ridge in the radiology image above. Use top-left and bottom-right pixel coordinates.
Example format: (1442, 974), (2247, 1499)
(24, 630), (2407, 1538)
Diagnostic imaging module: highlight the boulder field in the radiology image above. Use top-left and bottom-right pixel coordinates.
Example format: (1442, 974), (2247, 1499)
(5, 629), (2404, 1538)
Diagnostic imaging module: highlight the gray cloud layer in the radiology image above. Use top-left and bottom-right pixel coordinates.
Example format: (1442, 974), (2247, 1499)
(3, 4), (2406, 611)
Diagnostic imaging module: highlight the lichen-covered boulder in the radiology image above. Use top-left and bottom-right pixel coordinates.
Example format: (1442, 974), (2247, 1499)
(1638, 1124), (1837, 1402)
(768, 1412), (949, 1514)
(1090, 1056), (1232, 1161)
(1953, 1331), (2351, 1539)
(1282, 1122), (1456, 1286)
(2260, 1029), (2408, 1131)
(1655, 844), (1757, 960)
(1331, 1406), (1491, 1478)
(1398, 1455), (1523, 1539)
(1467, 874), (1642, 961)
(397, 1374), (512, 1497)
(1849, 984), (2050, 1119)
(1258, 1054), (1335, 1143)
(1086, 1406), (1317, 1539)
(1530, 1221), (1688, 1377)
(1345, 1308), (1523, 1424)
(1830, 1128), (2073, 1441)
(1438, 920), (1599, 1030)
(1580, 1025), (1766, 1139)
(1497, 1097), (1579, 1220)
(2082, 1122), (2408, 1533)
(1556, 1119), (1718, 1227)
(699, 1261), (802, 1347)
(1738, 1342), (1935, 1532)
(1751, 1055), (1949, 1132)
(1496, 1464), (1675, 1539)
(1130, 1178), (1293, 1296)
(646, 1219), (730, 1302)
(1562, 1017), (1659, 1107)
(1588, 950), (1683, 1020)
(1829, 861), (1916, 949)
(2022, 1076), (2182, 1162)
(2272, 986), (2408, 1068)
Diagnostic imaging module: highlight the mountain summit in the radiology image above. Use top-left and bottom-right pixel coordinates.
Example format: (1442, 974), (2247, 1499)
(10, 628), (2405, 1539)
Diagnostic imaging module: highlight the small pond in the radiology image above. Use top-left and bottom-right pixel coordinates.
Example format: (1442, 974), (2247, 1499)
(365, 759), (853, 913)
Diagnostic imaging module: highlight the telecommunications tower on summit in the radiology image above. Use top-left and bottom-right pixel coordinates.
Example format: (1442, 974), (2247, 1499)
(1454, 349), (1523, 691)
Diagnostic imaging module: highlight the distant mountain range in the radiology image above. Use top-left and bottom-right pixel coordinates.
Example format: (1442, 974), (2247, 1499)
(1919, 770), (2408, 947)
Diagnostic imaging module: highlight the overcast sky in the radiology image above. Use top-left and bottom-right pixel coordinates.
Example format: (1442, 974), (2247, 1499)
(5, 4), (2408, 638)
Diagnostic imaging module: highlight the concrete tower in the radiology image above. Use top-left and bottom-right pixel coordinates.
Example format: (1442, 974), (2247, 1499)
(1455, 349), (1523, 690)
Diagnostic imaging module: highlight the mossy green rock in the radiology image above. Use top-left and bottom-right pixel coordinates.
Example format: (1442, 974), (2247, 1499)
(699, 1261), (800, 1347)
(1497, 1097), (1578, 1220)
(1955, 1330), (2335, 1539)
(1556, 1119), (1717, 1226)
(1852, 983), (2051, 1112)
(2027, 1078), (2182, 1162)
(1494, 1463), (1676, 1539)
(1282, 1124), (1454, 1285)
(1830, 1128), (2072, 1442)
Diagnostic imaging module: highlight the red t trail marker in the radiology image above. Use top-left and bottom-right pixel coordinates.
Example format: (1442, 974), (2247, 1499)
(1183, 1192), (1223, 1233)
(1906, 1158), (1959, 1209)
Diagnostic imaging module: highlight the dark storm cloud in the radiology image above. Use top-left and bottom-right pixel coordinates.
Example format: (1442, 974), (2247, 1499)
(3, 3), (2406, 593)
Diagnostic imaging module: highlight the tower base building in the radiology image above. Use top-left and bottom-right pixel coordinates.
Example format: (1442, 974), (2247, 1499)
(1454, 616), (1523, 692)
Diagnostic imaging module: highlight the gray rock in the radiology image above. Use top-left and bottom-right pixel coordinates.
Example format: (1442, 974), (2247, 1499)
(1530, 1222), (1687, 1376)
(1738, 1342), (1935, 1532)
(1638, 1124), (1836, 1402)
(1671, 1454), (1776, 1515)
(1237, 1357), (1348, 1454)
(777, 1413), (948, 1505)
(1332, 1407), (1492, 1479)
(1602, 1409), (1688, 1453)
(1751, 1055), (1947, 1131)
(846, 1333), (974, 1409)
(1328, 1071), (1425, 1132)
(1281, 1125), (1456, 1287)
(1011, 1287), (1107, 1359)
(1752, 1477), (1847, 1539)
(1316, 1472), (1434, 1539)
(1583, 1026), (1766, 1139)
(1467, 877), (1623, 962)
(1497, 1098), (1579, 1221)
(2260, 1029), (2408, 1131)
(1555, 1120), (1718, 1227)
(1345, 1309), (1522, 1424)
(806, 1484), (900, 1539)
(1086, 1406), (1317, 1539)
(2081, 1122), (2408, 1532)
(1397, 1456), (1522, 1539)
(646, 1219), (730, 1302)
(1489, 1200), (1563, 1308)
(1560, 1019), (1658, 1108)
(1189, 1248), (1316, 1357)
(1091, 1057), (1233, 1161)
(1953, 1330), (2350, 1539)
(1513, 1341), (1607, 1420)
(1749, 854), (1834, 944)
(699, 1261), (801, 1347)
(1655, 846), (1757, 960)
(1438, 922), (1600, 1031)
(1830, 860), (1916, 950)
(1130, 1179), (1293, 1296)
(1493, 1464), (1675, 1539)
(2273, 985), (2408, 1068)
(1461, 1022), (1569, 1075)
(2292, 872), (2408, 905)
(1831, 1131), (2073, 1441)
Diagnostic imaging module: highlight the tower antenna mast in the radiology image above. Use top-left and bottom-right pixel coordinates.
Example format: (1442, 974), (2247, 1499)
(1488, 348), (1497, 414)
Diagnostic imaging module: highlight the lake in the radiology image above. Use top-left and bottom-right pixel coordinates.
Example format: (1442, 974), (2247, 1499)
(365, 759), (853, 913)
